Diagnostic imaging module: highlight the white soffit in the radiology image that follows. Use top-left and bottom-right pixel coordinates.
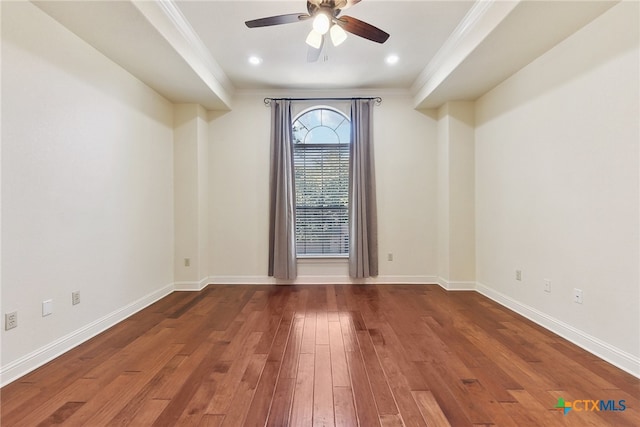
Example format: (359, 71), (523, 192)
(414, 0), (618, 109)
(32, 0), (234, 110)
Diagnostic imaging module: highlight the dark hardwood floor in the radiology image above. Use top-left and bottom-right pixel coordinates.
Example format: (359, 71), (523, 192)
(1, 284), (638, 426)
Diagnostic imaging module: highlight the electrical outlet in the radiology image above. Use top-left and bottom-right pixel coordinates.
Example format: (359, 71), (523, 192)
(72, 291), (80, 305)
(184, 258), (191, 267)
(5, 312), (17, 330)
(544, 279), (551, 293)
(573, 288), (583, 304)
(516, 270), (522, 281)
(387, 253), (393, 261)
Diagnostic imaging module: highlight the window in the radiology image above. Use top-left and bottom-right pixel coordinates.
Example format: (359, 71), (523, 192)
(293, 107), (350, 256)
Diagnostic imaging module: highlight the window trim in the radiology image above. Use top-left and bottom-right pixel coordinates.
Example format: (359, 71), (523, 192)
(292, 106), (350, 259)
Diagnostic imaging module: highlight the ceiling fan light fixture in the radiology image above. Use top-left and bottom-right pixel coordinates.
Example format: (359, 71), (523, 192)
(330, 24), (347, 46)
(305, 29), (323, 49)
(312, 12), (331, 35)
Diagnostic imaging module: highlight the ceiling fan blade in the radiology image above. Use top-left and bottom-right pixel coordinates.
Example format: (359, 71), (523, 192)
(307, 35), (325, 62)
(245, 13), (310, 28)
(343, 0), (363, 9)
(336, 15), (389, 43)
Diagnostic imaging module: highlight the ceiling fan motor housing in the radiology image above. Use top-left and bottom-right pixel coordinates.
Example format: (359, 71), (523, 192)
(308, 0), (347, 16)
(310, 0), (348, 7)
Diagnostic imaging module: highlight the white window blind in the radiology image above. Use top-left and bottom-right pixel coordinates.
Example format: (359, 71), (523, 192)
(293, 108), (350, 256)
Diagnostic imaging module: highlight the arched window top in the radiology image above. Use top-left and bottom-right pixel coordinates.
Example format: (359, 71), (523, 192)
(293, 107), (350, 145)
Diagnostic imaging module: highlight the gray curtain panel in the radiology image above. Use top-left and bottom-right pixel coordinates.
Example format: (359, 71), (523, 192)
(349, 99), (379, 278)
(268, 100), (297, 280)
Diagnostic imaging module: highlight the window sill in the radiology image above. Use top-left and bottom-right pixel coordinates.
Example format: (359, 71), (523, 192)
(297, 255), (348, 261)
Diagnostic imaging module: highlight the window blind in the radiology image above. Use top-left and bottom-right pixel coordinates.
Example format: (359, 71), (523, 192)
(294, 143), (349, 256)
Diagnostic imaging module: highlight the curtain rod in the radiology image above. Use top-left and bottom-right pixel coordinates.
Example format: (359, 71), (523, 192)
(263, 97), (382, 106)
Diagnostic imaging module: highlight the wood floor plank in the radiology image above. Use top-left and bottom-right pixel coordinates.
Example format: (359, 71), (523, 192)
(198, 414), (226, 427)
(244, 310), (294, 425)
(300, 311), (317, 354)
(413, 361), (474, 426)
(507, 389), (570, 426)
(125, 398), (170, 426)
(379, 413), (404, 427)
(266, 310), (294, 362)
(333, 386), (358, 427)
(11, 340), (181, 426)
(313, 344), (334, 426)
(338, 312), (358, 352)
(66, 371), (141, 425)
(220, 353), (268, 426)
(279, 316), (305, 379)
(345, 348), (381, 427)
(5, 377), (99, 426)
(255, 314), (284, 354)
(108, 353), (186, 424)
(354, 329), (399, 416)
(2, 285), (638, 427)
(219, 310), (264, 361)
(206, 331), (263, 414)
(0, 380), (40, 410)
(412, 390), (451, 427)
(36, 401), (85, 426)
(150, 339), (229, 425)
(367, 328), (428, 427)
(290, 353), (315, 426)
(149, 340), (221, 401)
(373, 323), (429, 392)
(326, 285), (338, 311)
(328, 320), (350, 388)
(243, 360), (280, 427)
(454, 315), (561, 391)
(266, 377), (295, 427)
(338, 312), (383, 427)
(315, 311), (330, 345)
(171, 374), (218, 425)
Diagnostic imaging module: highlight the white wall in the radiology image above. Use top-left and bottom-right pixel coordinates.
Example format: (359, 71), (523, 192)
(1, 1), (174, 384)
(208, 93), (438, 283)
(475, 1), (639, 373)
(437, 107), (451, 282)
(174, 104), (209, 288)
(437, 102), (475, 288)
(448, 103), (475, 283)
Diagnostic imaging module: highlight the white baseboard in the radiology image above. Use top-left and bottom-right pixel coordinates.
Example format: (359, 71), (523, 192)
(367, 275), (439, 285)
(437, 277), (477, 291)
(0, 283), (174, 387)
(208, 275), (274, 285)
(174, 277), (210, 291)
(476, 281), (640, 378)
(208, 275), (438, 285)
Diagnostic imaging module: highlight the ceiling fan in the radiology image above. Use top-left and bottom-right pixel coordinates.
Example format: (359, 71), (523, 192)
(245, 0), (390, 62)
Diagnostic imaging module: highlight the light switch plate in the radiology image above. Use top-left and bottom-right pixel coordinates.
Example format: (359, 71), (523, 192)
(42, 299), (53, 316)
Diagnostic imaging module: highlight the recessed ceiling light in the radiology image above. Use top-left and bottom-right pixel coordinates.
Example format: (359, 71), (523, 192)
(385, 54), (399, 65)
(248, 56), (262, 65)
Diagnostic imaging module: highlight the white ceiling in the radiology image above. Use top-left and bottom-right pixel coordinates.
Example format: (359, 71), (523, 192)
(32, 0), (617, 110)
